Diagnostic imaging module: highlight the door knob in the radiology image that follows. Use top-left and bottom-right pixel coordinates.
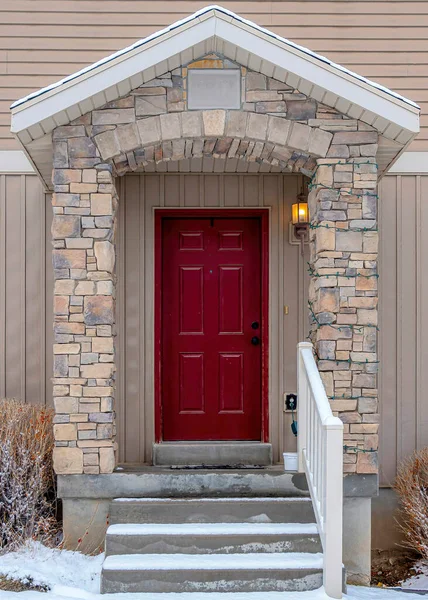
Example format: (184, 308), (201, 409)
(251, 336), (260, 345)
(251, 321), (259, 330)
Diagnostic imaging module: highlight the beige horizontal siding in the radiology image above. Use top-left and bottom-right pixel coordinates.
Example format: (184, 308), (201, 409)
(0, 174), (53, 407)
(0, 1), (426, 151)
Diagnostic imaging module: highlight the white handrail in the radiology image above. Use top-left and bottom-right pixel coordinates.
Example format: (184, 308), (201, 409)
(297, 341), (344, 599)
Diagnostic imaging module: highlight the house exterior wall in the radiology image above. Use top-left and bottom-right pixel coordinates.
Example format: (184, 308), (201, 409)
(2, 173), (428, 479)
(0, 1), (427, 152)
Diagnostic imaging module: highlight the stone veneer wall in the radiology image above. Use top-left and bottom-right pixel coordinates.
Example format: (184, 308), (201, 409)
(51, 54), (379, 475)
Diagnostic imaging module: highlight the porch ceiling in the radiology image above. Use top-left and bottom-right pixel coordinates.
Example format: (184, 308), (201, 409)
(9, 5), (420, 190)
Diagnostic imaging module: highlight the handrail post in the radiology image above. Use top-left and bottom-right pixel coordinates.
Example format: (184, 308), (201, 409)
(323, 416), (344, 599)
(297, 342), (312, 473)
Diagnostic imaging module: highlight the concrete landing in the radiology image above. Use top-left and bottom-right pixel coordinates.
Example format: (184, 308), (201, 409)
(152, 442), (273, 467)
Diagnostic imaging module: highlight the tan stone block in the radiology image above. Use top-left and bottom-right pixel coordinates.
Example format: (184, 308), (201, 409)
(53, 447), (83, 474)
(246, 112), (268, 141)
(93, 108), (135, 125)
(203, 110), (226, 137)
(332, 131), (377, 145)
(91, 193), (112, 216)
(83, 386), (113, 397)
(53, 249), (86, 270)
(246, 90), (281, 102)
(288, 122), (310, 152)
(364, 434), (379, 450)
(96, 281), (113, 295)
(356, 451), (378, 473)
(136, 95), (166, 116)
(75, 281), (95, 295)
(357, 309), (378, 326)
(308, 128), (333, 158)
(348, 297), (378, 309)
(69, 183), (97, 194)
(181, 111), (202, 138)
(315, 224), (335, 252)
(225, 111), (247, 138)
(363, 232), (378, 254)
(159, 113), (181, 141)
(53, 385), (69, 396)
(80, 363), (114, 378)
(356, 274), (377, 291)
(54, 397), (79, 413)
(336, 231), (363, 252)
(82, 169), (97, 183)
(53, 297), (69, 316)
(317, 287), (339, 313)
(54, 423), (77, 441)
(316, 165), (333, 187)
(94, 241), (115, 272)
(70, 413), (89, 423)
(94, 130), (120, 160)
(53, 343), (80, 354)
(115, 123), (140, 154)
(246, 72), (266, 90)
(52, 215), (81, 239)
(66, 239), (93, 249)
(100, 447), (115, 473)
(77, 439), (113, 447)
(92, 337), (114, 353)
(137, 116), (161, 146)
(54, 280), (76, 295)
(83, 453), (99, 466)
(266, 116), (290, 146)
(84, 295), (114, 326)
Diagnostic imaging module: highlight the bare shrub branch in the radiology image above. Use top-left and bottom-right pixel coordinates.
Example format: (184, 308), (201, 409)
(395, 447), (428, 559)
(0, 398), (57, 552)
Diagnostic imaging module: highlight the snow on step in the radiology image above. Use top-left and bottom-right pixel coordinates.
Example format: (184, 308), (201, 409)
(103, 552), (324, 571)
(113, 497), (312, 502)
(107, 522), (319, 536)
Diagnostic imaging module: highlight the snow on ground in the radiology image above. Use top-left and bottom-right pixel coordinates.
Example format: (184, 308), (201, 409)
(401, 561), (428, 590)
(0, 543), (428, 600)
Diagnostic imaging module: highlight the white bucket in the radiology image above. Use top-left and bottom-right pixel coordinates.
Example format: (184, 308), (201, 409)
(283, 452), (298, 472)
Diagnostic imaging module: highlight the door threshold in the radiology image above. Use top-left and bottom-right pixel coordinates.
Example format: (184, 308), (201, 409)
(153, 442), (272, 467)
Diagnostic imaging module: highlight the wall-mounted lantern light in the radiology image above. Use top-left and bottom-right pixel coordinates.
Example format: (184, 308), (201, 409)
(291, 194), (309, 237)
(291, 190), (309, 255)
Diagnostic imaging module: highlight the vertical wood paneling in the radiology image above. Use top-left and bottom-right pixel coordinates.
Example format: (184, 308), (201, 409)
(0, 174), (51, 406)
(379, 174), (428, 485)
(118, 172), (305, 464)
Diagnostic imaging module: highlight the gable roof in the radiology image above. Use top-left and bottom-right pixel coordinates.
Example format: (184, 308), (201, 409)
(10, 5), (420, 189)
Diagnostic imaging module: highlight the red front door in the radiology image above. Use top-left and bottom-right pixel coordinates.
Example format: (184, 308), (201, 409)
(161, 216), (262, 441)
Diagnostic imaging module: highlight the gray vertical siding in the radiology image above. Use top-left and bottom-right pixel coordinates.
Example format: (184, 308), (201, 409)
(1, 171), (428, 476)
(379, 174), (428, 485)
(0, 173), (52, 407)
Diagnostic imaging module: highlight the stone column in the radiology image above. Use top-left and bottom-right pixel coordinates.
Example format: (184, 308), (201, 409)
(51, 124), (117, 475)
(308, 142), (379, 475)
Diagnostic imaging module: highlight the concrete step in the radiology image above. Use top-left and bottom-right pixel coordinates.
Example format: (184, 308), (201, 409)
(153, 443), (272, 467)
(105, 522), (321, 556)
(58, 466), (309, 500)
(109, 497), (316, 525)
(101, 552), (324, 593)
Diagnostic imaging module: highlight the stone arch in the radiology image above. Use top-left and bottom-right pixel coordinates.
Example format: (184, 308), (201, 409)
(89, 109), (333, 177)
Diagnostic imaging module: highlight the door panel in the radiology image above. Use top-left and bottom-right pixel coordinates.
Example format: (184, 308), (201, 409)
(162, 216), (262, 441)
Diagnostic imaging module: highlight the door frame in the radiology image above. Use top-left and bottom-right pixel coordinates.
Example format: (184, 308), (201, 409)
(154, 208), (270, 444)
